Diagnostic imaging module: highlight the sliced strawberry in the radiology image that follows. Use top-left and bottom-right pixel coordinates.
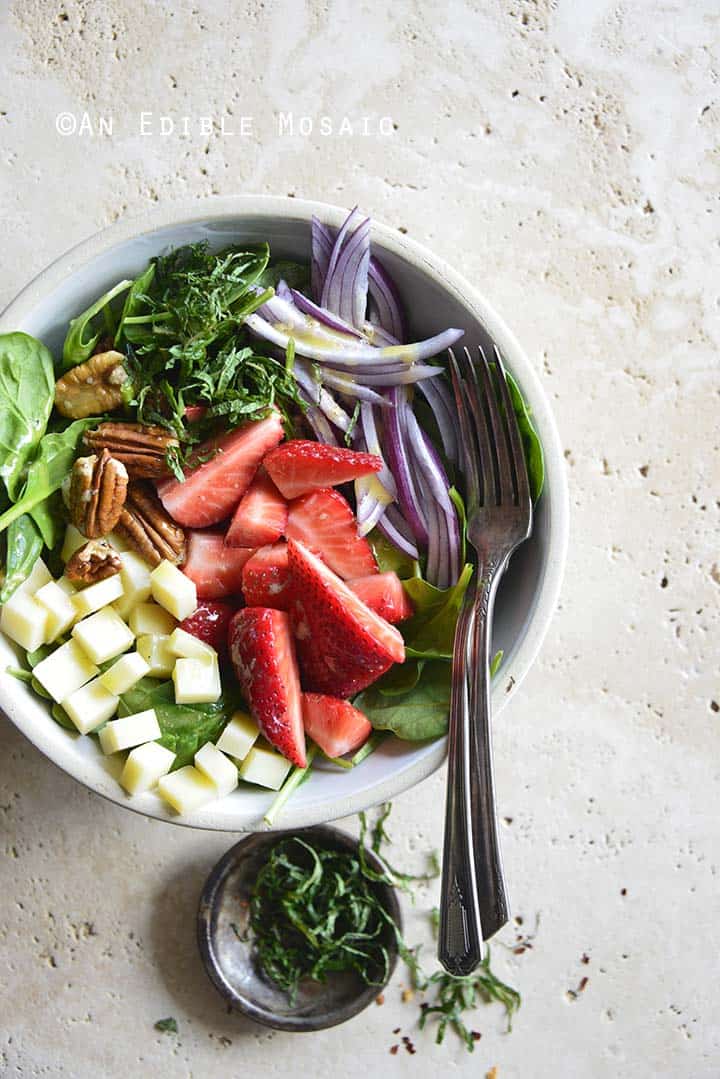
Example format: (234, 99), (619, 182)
(287, 539), (404, 697)
(265, 439), (383, 500)
(183, 531), (255, 599)
(183, 404), (208, 423)
(225, 470), (288, 548)
(179, 600), (236, 659)
(302, 693), (372, 758)
(157, 412), (284, 527)
(285, 488), (378, 580)
(348, 572), (414, 623)
(241, 542), (291, 609)
(229, 607), (305, 767)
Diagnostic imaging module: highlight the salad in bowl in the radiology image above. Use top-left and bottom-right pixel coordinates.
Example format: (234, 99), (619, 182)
(0, 202), (549, 827)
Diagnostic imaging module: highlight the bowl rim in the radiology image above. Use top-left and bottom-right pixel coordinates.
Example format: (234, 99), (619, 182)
(0, 194), (569, 831)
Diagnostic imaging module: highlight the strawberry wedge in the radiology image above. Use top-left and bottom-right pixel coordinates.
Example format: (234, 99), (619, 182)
(241, 542), (291, 609)
(180, 600), (236, 660)
(302, 693), (372, 758)
(287, 539), (404, 697)
(157, 412), (284, 527)
(286, 488), (378, 580)
(265, 439), (383, 500)
(226, 471), (288, 548)
(229, 607), (306, 767)
(183, 531), (255, 599)
(348, 572), (414, 624)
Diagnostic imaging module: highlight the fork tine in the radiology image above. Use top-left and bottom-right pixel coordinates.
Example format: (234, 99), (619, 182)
(460, 347), (497, 507)
(448, 349), (481, 512)
(492, 346), (531, 510)
(475, 346), (514, 505)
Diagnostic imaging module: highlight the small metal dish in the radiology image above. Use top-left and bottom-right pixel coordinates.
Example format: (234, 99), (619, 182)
(197, 825), (402, 1031)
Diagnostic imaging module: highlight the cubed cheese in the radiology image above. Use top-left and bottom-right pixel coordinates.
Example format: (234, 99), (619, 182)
(107, 531), (131, 552)
(55, 576), (77, 596)
(72, 574), (124, 618)
(99, 651), (150, 695)
(62, 678), (119, 734)
(150, 560), (197, 621)
(72, 606), (134, 665)
(61, 524), (87, 563)
(195, 742), (238, 797)
(239, 745), (292, 790)
(120, 741), (176, 795)
(157, 765), (217, 814)
(129, 602), (176, 637)
(98, 709), (161, 754)
(168, 627), (215, 660)
(32, 639), (99, 702)
(216, 711), (259, 762)
(0, 591), (51, 651)
(18, 558), (53, 595)
(113, 551), (152, 618)
(34, 580), (79, 642)
(172, 654), (221, 704)
(136, 634), (175, 677)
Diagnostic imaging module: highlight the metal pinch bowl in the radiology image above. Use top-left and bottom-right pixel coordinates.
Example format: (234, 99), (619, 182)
(197, 825), (402, 1031)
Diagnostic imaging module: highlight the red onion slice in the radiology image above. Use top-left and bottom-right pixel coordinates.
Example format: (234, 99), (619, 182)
(322, 213), (371, 328)
(376, 510), (420, 560)
(290, 288), (364, 339)
(293, 361), (353, 431)
(311, 216), (335, 302)
(368, 255), (407, 343)
(417, 374), (459, 465)
(384, 387), (429, 546)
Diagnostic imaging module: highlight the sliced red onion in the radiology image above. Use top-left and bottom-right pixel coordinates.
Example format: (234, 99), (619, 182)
(384, 387), (429, 546)
(368, 255), (407, 343)
(360, 402), (398, 498)
(317, 367), (393, 406)
(290, 288), (364, 339)
(293, 361), (352, 431)
(300, 394), (340, 445)
(351, 364), (445, 386)
(407, 417), (461, 587)
(311, 216), (335, 302)
(276, 279), (293, 302)
(376, 512), (420, 561)
(363, 322), (399, 347)
(417, 374), (459, 465)
(246, 312), (463, 370)
(321, 213), (371, 328)
(355, 490), (389, 536)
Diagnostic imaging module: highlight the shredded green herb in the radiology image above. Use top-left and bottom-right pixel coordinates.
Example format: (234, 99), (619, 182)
(248, 835), (396, 1004)
(154, 1017), (178, 1034)
(418, 952), (521, 1049)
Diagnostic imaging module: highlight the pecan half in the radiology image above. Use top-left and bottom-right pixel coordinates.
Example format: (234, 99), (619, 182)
(83, 422), (179, 479)
(66, 539), (122, 584)
(69, 450), (128, 538)
(55, 351), (129, 419)
(115, 482), (186, 567)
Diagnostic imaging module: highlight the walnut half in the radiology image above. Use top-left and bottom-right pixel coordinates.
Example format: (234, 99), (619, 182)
(65, 539), (122, 584)
(55, 350), (129, 419)
(69, 450), (128, 538)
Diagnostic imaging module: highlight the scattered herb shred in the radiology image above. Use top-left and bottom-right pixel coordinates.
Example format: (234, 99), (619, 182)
(248, 837), (396, 1004)
(154, 1017), (178, 1034)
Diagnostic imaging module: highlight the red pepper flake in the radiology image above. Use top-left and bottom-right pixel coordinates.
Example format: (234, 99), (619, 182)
(389, 1045), (399, 1056)
(376, 994), (385, 1006)
(513, 946), (527, 955)
(392, 1027), (401, 1035)
(620, 888), (627, 896)
(581, 953), (590, 965)
(579, 976), (589, 992)
(472, 1031), (482, 1041)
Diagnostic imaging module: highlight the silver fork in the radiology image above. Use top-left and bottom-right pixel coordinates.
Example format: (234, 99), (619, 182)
(438, 345), (533, 976)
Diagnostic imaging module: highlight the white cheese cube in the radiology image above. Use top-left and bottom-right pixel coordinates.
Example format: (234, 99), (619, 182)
(72, 574), (124, 618)
(0, 591), (51, 651)
(136, 634), (176, 677)
(216, 711), (259, 762)
(157, 765), (217, 813)
(18, 558), (53, 595)
(99, 651), (150, 695)
(172, 654), (221, 704)
(195, 743), (238, 797)
(32, 639), (99, 702)
(61, 524), (87, 563)
(55, 576), (77, 596)
(98, 709), (161, 754)
(62, 678), (119, 734)
(72, 606), (134, 665)
(239, 745), (292, 790)
(168, 627), (215, 660)
(113, 551), (152, 618)
(129, 602), (176, 637)
(150, 560), (197, 621)
(34, 580), (78, 642)
(107, 531), (131, 553)
(120, 741), (175, 795)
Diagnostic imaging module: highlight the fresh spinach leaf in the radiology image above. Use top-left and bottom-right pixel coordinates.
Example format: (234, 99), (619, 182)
(0, 333), (55, 500)
(114, 264), (156, 347)
(154, 1017), (178, 1035)
(0, 418), (98, 535)
(256, 259), (311, 292)
(118, 677), (236, 768)
(355, 661), (452, 741)
(62, 279), (133, 368)
(401, 563), (474, 660)
(29, 489), (65, 551)
(368, 529), (419, 579)
(505, 369), (544, 501)
(0, 515), (43, 601)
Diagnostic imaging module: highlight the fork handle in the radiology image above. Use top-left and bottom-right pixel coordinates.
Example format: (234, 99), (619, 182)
(438, 601), (485, 975)
(468, 562), (510, 940)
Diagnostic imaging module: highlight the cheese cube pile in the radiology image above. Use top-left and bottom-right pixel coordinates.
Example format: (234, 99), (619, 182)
(0, 527), (288, 815)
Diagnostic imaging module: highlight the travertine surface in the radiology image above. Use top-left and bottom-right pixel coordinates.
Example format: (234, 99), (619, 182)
(1, 2), (718, 1076)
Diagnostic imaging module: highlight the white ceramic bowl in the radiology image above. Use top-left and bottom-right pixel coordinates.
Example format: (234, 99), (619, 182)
(0, 196), (568, 831)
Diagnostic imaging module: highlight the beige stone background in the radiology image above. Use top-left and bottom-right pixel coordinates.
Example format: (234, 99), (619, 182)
(1, 1), (718, 1076)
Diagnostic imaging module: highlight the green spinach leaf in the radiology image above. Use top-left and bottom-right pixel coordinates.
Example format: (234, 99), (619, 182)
(0, 515), (43, 602)
(62, 280), (133, 368)
(114, 264), (156, 347)
(29, 489), (65, 551)
(368, 529), (419, 579)
(0, 333), (55, 500)
(505, 369), (544, 501)
(356, 661), (452, 741)
(401, 563), (474, 660)
(0, 418), (98, 535)
(256, 259), (311, 292)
